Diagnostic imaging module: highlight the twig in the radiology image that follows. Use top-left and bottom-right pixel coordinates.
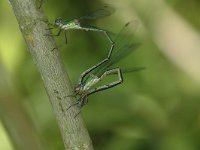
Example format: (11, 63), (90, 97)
(8, 0), (94, 149)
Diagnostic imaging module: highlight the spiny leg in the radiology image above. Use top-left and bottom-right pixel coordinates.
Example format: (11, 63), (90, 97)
(66, 92), (87, 109)
(66, 100), (79, 111)
(78, 43), (114, 84)
(73, 94), (88, 118)
(66, 101), (81, 118)
(66, 94), (88, 118)
(88, 68), (123, 96)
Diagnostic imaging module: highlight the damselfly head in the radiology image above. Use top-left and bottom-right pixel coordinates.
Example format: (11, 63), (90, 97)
(74, 19), (80, 25)
(54, 18), (63, 26)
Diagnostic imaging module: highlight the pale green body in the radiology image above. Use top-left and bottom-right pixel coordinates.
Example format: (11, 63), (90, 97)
(61, 20), (82, 30)
(82, 75), (100, 91)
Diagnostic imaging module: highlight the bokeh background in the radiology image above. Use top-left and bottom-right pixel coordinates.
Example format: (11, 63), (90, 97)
(1, 0), (200, 150)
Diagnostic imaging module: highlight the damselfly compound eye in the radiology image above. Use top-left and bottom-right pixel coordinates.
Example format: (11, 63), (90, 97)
(55, 18), (62, 26)
(74, 19), (80, 25)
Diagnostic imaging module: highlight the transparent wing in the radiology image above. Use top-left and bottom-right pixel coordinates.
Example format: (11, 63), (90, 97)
(94, 21), (140, 76)
(97, 43), (140, 75)
(119, 67), (145, 74)
(111, 21), (139, 61)
(79, 5), (115, 20)
(82, 21), (141, 84)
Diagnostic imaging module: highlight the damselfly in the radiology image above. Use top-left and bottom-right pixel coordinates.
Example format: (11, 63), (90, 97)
(46, 6), (114, 47)
(67, 21), (145, 117)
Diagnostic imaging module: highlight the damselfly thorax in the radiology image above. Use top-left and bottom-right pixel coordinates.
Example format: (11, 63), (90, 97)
(74, 76), (100, 94)
(60, 19), (82, 30)
(82, 76), (100, 91)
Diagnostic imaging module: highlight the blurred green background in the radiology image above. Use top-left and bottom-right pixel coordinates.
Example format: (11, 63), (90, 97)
(1, 0), (200, 150)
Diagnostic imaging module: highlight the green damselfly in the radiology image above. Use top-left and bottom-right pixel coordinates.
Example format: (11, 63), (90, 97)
(67, 21), (145, 117)
(46, 6), (114, 46)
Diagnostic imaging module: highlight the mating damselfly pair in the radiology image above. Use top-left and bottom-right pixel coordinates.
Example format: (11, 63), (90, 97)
(46, 6), (144, 117)
(66, 21), (144, 117)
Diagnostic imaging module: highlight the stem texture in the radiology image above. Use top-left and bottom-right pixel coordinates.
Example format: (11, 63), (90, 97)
(8, 0), (93, 149)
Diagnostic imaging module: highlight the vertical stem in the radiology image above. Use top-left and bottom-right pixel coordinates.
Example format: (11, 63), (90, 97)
(8, 0), (93, 149)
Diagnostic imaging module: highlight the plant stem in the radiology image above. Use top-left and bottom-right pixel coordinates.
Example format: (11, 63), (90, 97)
(8, 0), (94, 149)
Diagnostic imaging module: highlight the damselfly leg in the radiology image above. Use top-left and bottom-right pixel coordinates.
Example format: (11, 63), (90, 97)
(66, 93), (88, 118)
